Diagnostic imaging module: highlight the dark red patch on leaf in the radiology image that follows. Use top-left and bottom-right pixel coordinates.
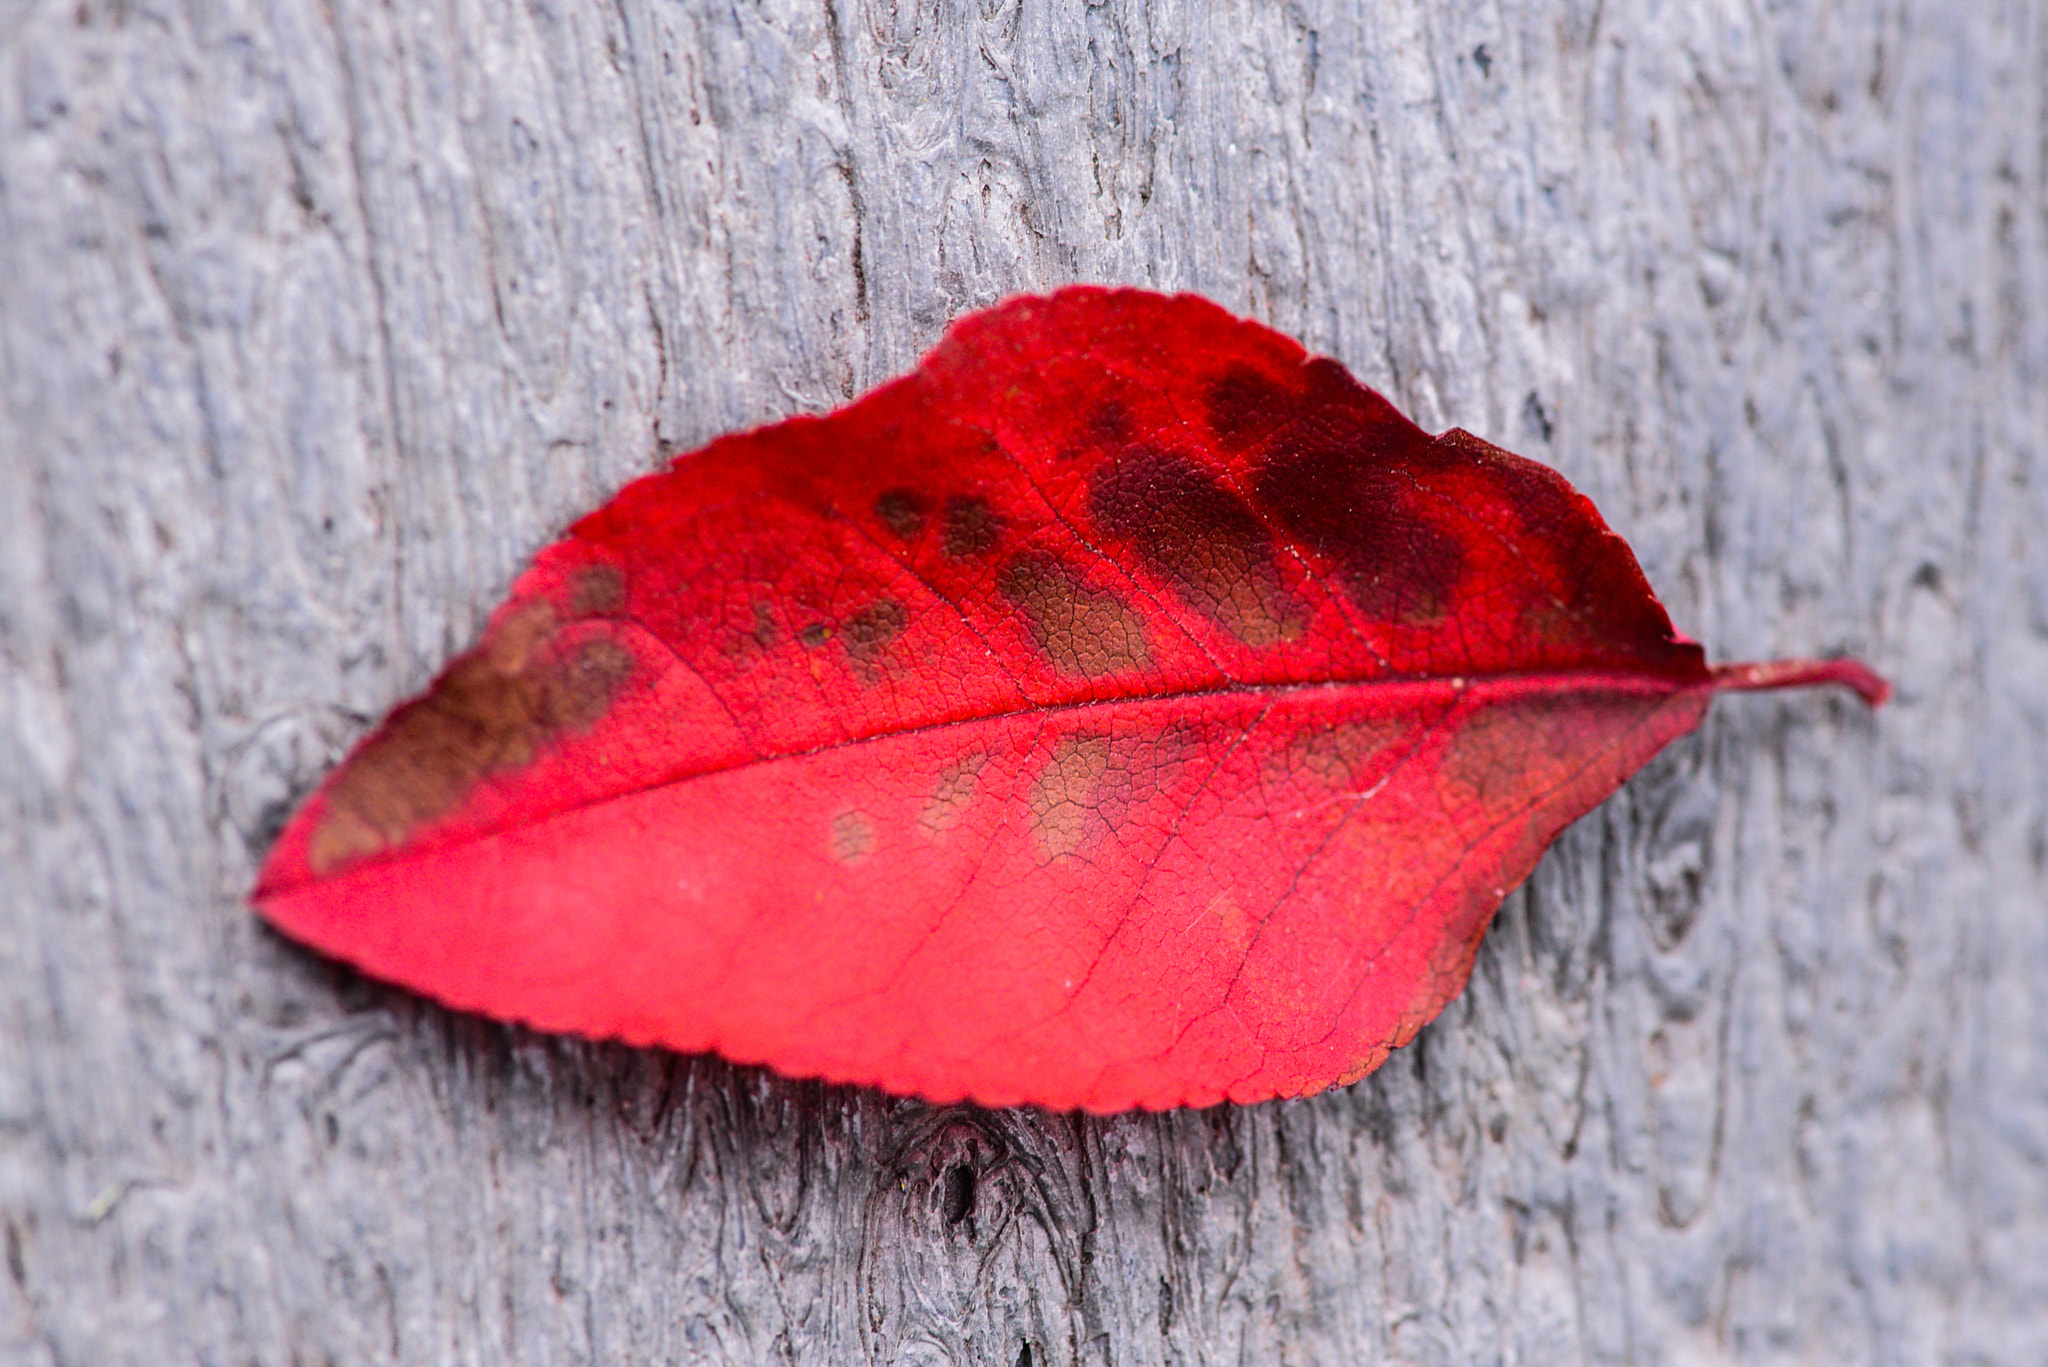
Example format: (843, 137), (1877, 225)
(1252, 438), (1466, 625)
(1089, 400), (1135, 444)
(255, 287), (1884, 1113)
(1089, 447), (1308, 646)
(1204, 364), (1289, 450)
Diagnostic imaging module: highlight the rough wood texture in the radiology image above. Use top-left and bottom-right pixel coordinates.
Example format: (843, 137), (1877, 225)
(4, 2), (2043, 1362)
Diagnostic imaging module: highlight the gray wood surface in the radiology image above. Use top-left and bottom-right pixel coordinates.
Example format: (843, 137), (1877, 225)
(4, 1), (2044, 1362)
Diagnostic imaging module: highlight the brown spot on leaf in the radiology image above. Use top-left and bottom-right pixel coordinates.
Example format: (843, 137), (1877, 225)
(1090, 447), (1307, 647)
(307, 607), (636, 874)
(484, 599), (557, 673)
(1438, 693), (1637, 810)
(1026, 730), (1188, 864)
(1438, 705), (1537, 812)
(799, 623), (831, 649)
(875, 488), (928, 541)
(1516, 596), (1581, 651)
(550, 639), (635, 729)
(1030, 734), (1112, 861)
(997, 550), (1150, 678)
(941, 495), (1004, 558)
(304, 807), (384, 875)
(842, 599), (909, 676)
(919, 752), (990, 838)
(723, 601), (781, 664)
(568, 563), (627, 616)
(1280, 718), (1411, 788)
(830, 810), (878, 863)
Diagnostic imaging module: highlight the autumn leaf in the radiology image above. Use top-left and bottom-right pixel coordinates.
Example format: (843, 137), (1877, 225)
(253, 287), (1886, 1112)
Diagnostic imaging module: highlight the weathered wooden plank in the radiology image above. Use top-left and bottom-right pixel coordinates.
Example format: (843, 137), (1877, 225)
(3, 1), (2044, 1362)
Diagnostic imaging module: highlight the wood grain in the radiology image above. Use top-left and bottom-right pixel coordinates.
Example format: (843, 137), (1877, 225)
(3, 1), (2043, 1361)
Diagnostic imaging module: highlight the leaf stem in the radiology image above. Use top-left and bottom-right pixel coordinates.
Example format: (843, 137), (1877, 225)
(1710, 658), (1890, 708)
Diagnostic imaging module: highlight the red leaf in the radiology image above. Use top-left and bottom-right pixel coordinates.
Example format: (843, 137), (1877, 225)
(254, 288), (1887, 1112)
